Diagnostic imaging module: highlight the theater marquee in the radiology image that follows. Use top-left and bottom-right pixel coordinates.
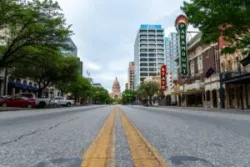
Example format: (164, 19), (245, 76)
(175, 15), (188, 76)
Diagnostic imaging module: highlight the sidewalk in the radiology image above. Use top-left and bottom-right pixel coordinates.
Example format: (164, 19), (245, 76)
(135, 105), (250, 114)
(0, 107), (26, 112)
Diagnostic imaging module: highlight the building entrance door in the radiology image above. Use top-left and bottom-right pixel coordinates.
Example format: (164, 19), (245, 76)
(212, 90), (217, 108)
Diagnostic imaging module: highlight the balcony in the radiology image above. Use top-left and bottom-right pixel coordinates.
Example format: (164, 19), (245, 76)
(148, 71), (158, 74)
(140, 36), (147, 39)
(184, 80), (205, 91)
(139, 66), (148, 69)
(140, 32), (147, 35)
(148, 42), (156, 44)
(148, 32), (156, 35)
(140, 46), (148, 49)
(140, 58), (148, 61)
(205, 73), (220, 83)
(148, 45), (156, 48)
(157, 44), (164, 47)
(148, 37), (156, 40)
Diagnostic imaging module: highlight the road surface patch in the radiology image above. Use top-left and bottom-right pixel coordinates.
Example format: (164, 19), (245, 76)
(118, 107), (167, 167)
(81, 107), (116, 167)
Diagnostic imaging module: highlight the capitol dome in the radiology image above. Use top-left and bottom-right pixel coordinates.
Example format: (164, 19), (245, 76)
(109, 77), (122, 99)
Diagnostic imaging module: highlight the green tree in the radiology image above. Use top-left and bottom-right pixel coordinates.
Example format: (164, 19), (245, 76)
(11, 49), (79, 97)
(0, 0), (23, 28)
(91, 87), (110, 104)
(0, 0), (72, 68)
(137, 81), (160, 106)
(181, 0), (250, 54)
(65, 75), (92, 103)
(122, 89), (136, 105)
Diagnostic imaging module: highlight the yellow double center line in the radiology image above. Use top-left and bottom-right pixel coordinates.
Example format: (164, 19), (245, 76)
(81, 107), (167, 167)
(81, 108), (116, 167)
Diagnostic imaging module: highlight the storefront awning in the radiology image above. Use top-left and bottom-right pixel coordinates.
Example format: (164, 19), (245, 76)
(223, 73), (250, 84)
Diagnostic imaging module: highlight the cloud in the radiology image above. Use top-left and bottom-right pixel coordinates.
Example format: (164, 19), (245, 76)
(84, 59), (101, 71)
(58, 0), (190, 92)
(165, 26), (177, 37)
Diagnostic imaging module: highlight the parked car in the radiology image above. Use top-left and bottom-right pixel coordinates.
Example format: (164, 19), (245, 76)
(0, 95), (12, 99)
(51, 97), (74, 107)
(0, 96), (36, 108)
(17, 93), (51, 108)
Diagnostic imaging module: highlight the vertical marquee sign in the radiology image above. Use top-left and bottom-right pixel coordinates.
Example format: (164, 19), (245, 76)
(175, 15), (188, 76)
(160, 65), (167, 91)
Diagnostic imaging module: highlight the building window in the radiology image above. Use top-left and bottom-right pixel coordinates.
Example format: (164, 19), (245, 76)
(228, 60), (232, 71)
(221, 63), (225, 72)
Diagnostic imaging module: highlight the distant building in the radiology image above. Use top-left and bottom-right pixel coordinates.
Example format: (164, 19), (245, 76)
(128, 62), (135, 90)
(86, 78), (93, 85)
(134, 24), (165, 88)
(80, 61), (83, 75)
(109, 77), (122, 99)
(165, 33), (179, 79)
(93, 83), (102, 87)
(125, 83), (128, 90)
(61, 38), (77, 57)
(144, 76), (161, 85)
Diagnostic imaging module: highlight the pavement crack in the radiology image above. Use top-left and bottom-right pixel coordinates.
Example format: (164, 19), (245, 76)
(0, 130), (38, 146)
(49, 123), (60, 130)
(1, 117), (78, 146)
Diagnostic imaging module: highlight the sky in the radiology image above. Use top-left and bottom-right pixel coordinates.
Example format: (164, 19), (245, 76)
(58, 0), (195, 93)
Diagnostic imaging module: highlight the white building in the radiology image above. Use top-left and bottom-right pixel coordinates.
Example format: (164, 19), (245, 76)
(134, 24), (165, 88)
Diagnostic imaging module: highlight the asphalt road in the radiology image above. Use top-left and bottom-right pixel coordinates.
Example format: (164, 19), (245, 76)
(1, 105), (250, 167)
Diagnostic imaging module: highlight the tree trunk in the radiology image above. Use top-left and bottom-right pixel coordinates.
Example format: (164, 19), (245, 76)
(149, 96), (152, 106)
(74, 94), (77, 104)
(38, 89), (42, 98)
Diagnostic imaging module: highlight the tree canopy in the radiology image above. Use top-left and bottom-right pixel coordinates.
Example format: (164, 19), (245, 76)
(91, 86), (111, 104)
(137, 81), (160, 106)
(122, 89), (136, 105)
(182, 0), (250, 54)
(10, 49), (80, 97)
(0, 0), (72, 68)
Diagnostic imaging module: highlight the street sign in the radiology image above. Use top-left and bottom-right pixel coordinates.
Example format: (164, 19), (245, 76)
(160, 65), (167, 91)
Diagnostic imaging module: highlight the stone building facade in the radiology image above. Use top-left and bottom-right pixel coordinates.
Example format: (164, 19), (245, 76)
(166, 33), (250, 109)
(109, 77), (122, 99)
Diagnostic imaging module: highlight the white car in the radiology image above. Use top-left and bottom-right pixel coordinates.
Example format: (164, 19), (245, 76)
(17, 93), (51, 108)
(51, 97), (75, 107)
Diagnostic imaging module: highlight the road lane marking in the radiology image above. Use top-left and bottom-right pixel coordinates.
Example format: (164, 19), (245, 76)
(118, 107), (167, 167)
(81, 108), (116, 167)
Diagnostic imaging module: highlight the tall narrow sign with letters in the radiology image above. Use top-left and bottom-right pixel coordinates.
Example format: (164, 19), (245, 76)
(160, 65), (167, 91)
(175, 15), (188, 76)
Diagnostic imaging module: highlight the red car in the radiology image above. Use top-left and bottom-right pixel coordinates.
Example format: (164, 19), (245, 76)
(0, 96), (36, 108)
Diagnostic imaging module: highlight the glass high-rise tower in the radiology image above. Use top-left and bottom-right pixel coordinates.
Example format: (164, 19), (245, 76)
(165, 32), (179, 79)
(134, 25), (165, 88)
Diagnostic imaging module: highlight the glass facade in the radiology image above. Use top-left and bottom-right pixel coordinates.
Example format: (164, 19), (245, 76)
(165, 33), (179, 76)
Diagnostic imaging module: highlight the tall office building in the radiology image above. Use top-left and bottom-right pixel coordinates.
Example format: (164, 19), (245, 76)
(165, 33), (179, 79)
(134, 25), (165, 88)
(128, 62), (135, 90)
(61, 38), (78, 57)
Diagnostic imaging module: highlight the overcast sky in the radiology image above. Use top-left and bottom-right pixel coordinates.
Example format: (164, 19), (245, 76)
(58, 0), (195, 92)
